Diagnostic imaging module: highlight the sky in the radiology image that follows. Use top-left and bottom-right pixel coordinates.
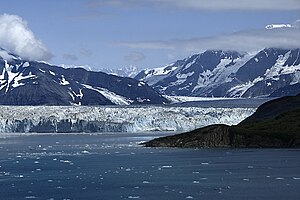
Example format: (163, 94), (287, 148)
(0, 0), (299, 70)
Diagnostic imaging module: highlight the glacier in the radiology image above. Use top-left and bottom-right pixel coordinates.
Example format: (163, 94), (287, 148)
(0, 106), (255, 133)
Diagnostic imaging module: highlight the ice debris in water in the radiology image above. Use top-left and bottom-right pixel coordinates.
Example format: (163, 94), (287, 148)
(127, 196), (140, 199)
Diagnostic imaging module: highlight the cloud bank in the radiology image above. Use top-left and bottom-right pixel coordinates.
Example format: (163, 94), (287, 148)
(0, 13), (52, 61)
(117, 21), (300, 54)
(88, 0), (300, 10)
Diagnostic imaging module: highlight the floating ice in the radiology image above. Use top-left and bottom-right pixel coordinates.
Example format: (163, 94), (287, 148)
(128, 196), (140, 199)
(25, 196), (37, 199)
(161, 166), (172, 168)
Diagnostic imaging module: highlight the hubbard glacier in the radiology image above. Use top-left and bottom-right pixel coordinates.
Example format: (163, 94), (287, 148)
(0, 106), (255, 133)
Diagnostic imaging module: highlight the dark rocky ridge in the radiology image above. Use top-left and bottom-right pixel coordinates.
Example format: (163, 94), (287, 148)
(143, 94), (300, 148)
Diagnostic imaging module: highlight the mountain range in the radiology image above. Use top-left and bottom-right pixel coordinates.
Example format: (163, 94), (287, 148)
(1, 46), (300, 106)
(135, 48), (300, 98)
(0, 48), (167, 106)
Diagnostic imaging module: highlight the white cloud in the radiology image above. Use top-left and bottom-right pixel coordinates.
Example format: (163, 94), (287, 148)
(292, 19), (300, 28)
(156, 0), (300, 11)
(87, 0), (300, 10)
(265, 20), (300, 29)
(80, 48), (94, 57)
(124, 51), (146, 62)
(116, 21), (300, 54)
(0, 13), (52, 61)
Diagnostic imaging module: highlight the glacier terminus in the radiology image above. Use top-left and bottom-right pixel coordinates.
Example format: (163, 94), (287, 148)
(0, 105), (255, 133)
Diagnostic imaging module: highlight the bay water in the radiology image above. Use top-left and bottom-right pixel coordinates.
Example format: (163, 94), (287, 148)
(0, 133), (299, 199)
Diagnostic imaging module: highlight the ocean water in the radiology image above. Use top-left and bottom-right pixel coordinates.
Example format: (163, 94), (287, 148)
(0, 133), (299, 200)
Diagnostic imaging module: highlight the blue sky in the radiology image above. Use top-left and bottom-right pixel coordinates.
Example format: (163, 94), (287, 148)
(0, 0), (299, 70)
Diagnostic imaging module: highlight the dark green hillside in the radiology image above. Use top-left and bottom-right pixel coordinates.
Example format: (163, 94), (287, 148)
(143, 94), (300, 148)
(242, 93), (300, 121)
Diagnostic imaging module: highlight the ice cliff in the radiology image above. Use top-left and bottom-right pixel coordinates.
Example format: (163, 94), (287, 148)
(0, 106), (255, 133)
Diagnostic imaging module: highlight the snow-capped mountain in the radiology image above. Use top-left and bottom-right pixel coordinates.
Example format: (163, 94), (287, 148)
(99, 65), (140, 78)
(0, 48), (167, 106)
(135, 48), (300, 98)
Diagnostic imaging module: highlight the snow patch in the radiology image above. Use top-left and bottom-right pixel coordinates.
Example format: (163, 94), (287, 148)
(60, 75), (70, 85)
(12, 72), (36, 88)
(22, 62), (30, 68)
(75, 89), (84, 99)
(227, 82), (254, 97)
(49, 71), (56, 76)
(83, 84), (132, 105)
(139, 63), (178, 85)
(138, 82), (145, 87)
(228, 76), (263, 97)
(264, 51), (292, 80)
(3, 60), (19, 92)
(290, 71), (300, 85)
(68, 91), (75, 101)
(192, 55), (253, 93)
(176, 72), (194, 80)
(137, 98), (150, 103)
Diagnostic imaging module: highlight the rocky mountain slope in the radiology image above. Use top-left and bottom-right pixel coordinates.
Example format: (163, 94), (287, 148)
(143, 93), (300, 148)
(0, 48), (167, 106)
(136, 48), (300, 98)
